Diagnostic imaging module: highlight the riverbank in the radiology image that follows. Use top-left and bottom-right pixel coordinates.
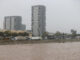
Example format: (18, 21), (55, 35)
(0, 39), (80, 45)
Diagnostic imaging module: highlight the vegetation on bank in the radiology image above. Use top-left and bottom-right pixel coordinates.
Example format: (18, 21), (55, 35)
(0, 29), (80, 45)
(0, 30), (29, 37)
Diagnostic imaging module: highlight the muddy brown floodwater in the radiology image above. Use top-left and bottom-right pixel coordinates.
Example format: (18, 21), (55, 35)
(0, 42), (80, 60)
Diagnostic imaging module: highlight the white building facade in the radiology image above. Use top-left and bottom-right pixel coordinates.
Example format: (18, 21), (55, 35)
(4, 16), (22, 30)
(32, 5), (46, 37)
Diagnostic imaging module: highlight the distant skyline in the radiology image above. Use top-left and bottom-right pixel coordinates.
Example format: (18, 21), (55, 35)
(0, 0), (80, 33)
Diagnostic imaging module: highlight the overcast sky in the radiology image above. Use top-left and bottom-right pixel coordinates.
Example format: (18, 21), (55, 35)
(0, 0), (80, 33)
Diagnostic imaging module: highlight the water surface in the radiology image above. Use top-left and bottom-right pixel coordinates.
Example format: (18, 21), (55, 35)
(0, 42), (80, 60)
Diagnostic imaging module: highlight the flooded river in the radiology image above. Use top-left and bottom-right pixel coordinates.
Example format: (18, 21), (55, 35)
(0, 42), (80, 60)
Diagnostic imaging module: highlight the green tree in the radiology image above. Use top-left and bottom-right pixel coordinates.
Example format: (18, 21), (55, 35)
(11, 32), (18, 37)
(42, 32), (48, 39)
(18, 32), (29, 36)
(4, 31), (11, 37)
(54, 31), (63, 39)
(71, 29), (77, 39)
(55, 31), (61, 36)
(0, 32), (4, 36)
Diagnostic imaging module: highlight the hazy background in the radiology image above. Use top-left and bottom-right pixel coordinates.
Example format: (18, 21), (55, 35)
(0, 0), (80, 33)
